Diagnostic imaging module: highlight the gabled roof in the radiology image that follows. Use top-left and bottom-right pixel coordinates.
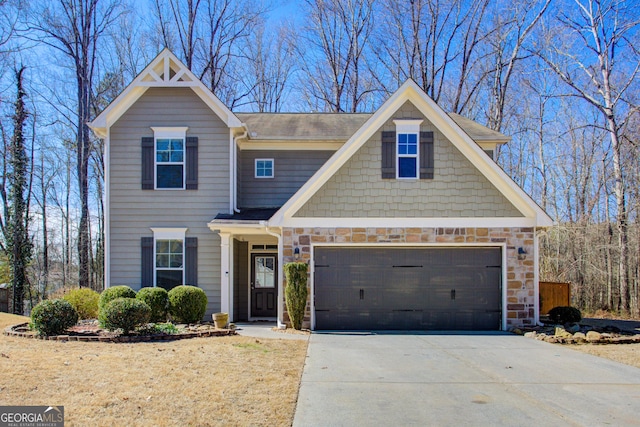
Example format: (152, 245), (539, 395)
(89, 49), (241, 138)
(236, 113), (371, 141)
(269, 79), (552, 227)
(235, 112), (510, 144)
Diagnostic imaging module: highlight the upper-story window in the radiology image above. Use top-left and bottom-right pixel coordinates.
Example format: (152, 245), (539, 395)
(156, 138), (184, 188)
(394, 119), (423, 179)
(255, 158), (274, 178)
(144, 127), (195, 190)
(397, 133), (418, 178)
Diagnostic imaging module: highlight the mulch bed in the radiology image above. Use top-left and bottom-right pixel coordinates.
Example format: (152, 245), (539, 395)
(4, 320), (235, 343)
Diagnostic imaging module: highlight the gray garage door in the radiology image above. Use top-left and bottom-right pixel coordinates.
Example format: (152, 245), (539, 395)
(314, 247), (502, 330)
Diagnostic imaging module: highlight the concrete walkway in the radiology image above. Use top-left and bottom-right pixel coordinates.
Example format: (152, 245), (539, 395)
(293, 332), (640, 426)
(233, 322), (309, 341)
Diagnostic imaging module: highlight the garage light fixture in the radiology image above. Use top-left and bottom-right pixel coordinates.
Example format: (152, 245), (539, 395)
(518, 247), (527, 260)
(294, 247), (300, 260)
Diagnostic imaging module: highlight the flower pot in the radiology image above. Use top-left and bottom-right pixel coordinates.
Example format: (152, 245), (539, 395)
(212, 312), (229, 329)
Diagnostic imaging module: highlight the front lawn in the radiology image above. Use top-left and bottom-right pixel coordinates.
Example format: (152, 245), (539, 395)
(0, 313), (308, 426)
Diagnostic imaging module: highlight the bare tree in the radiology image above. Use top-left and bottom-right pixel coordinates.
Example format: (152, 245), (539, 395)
(537, 0), (640, 314)
(299, 0), (375, 112)
(241, 22), (296, 112)
(25, 0), (122, 288)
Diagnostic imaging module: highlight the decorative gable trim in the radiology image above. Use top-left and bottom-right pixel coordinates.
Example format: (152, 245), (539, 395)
(269, 80), (552, 227)
(89, 49), (241, 138)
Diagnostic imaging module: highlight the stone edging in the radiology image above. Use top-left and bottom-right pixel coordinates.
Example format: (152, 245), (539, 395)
(516, 327), (640, 345)
(4, 323), (236, 343)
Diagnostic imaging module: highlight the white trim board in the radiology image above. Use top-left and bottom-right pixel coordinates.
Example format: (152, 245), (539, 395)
(280, 217), (537, 228)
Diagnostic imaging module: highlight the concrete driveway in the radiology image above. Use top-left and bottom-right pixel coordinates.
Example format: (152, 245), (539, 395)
(293, 332), (640, 426)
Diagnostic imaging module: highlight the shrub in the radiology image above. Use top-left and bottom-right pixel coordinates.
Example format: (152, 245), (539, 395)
(99, 298), (151, 334)
(548, 306), (582, 324)
(168, 285), (207, 324)
(99, 285), (136, 312)
(63, 288), (100, 319)
(136, 287), (169, 323)
(284, 262), (308, 330)
(30, 299), (79, 336)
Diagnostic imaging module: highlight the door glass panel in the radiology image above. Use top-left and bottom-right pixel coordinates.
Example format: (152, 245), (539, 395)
(255, 256), (275, 288)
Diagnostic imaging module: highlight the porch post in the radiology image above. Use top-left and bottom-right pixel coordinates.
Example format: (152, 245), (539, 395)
(219, 232), (232, 316)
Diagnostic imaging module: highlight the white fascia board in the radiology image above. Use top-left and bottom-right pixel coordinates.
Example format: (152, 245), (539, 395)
(274, 217), (537, 228)
(238, 141), (344, 151)
(88, 48), (241, 137)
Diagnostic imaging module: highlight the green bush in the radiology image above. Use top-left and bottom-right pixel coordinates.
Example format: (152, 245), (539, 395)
(99, 298), (151, 334)
(30, 299), (79, 336)
(284, 262), (308, 330)
(99, 285), (136, 312)
(136, 287), (169, 323)
(62, 288), (100, 319)
(548, 306), (582, 324)
(168, 285), (207, 324)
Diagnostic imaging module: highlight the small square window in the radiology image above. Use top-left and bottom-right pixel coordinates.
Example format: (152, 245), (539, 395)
(255, 159), (274, 178)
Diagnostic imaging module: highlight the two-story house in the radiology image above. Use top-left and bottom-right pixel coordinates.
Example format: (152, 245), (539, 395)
(89, 49), (552, 331)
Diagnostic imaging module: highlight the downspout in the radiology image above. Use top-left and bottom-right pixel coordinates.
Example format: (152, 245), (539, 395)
(231, 126), (248, 214)
(535, 227), (548, 326)
(265, 225), (285, 329)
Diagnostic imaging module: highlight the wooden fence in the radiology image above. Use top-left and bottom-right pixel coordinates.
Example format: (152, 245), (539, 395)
(539, 281), (571, 314)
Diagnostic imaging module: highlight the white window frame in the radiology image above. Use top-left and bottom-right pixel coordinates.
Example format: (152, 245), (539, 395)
(393, 119), (423, 180)
(255, 158), (274, 178)
(151, 227), (187, 288)
(152, 127), (188, 190)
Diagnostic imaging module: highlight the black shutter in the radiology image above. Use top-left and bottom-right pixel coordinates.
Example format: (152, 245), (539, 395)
(420, 131), (434, 179)
(186, 136), (198, 190)
(141, 137), (155, 189)
(381, 131), (396, 179)
(185, 237), (198, 286)
(141, 237), (154, 287)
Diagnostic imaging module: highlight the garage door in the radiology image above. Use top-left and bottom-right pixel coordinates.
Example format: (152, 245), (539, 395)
(314, 247), (501, 330)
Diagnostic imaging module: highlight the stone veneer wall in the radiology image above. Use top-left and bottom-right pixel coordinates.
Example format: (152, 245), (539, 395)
(281, 226), (537, 329)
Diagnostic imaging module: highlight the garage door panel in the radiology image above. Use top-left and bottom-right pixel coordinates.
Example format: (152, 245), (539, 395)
(314, 247), (502, 330)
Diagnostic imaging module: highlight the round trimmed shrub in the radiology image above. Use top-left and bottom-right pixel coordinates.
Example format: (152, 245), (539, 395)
(63, 288), (100, 319)
(99, 298), (151, 334)
(548, 306), (582, 324)
(136, 287), (169, 323)
(31, 299), (79, 336)
(168, 285), (207, 324)
(99, 285), (136, 312)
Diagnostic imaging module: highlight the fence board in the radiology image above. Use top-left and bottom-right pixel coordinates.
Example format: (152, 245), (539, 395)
(539, 281), (571, 314)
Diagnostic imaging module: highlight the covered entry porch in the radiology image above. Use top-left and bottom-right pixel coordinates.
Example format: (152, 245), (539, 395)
(208, 215), (285, 327)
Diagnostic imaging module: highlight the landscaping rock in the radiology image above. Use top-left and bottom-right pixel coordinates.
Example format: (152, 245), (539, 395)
(573, 332), (586, 343)
(586, 331), (602, 342)
(554, 326), (573, 338)
(524, 331), (537, 338)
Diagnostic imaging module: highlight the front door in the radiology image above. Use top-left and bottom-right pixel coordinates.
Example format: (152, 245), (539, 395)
(251, 254), (277, 317)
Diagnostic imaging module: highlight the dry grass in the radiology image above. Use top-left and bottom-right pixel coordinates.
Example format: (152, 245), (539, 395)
(567, 343), (640, 369)
(0, 313), (308, 426)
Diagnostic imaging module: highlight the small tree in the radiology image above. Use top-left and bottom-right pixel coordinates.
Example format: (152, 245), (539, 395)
(284, 262), (308, 330)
